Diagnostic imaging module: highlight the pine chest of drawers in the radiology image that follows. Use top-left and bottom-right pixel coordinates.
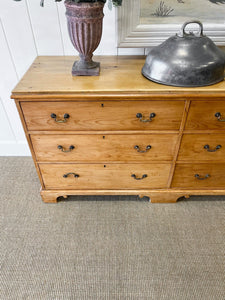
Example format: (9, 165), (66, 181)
(11, 56), (225, 203)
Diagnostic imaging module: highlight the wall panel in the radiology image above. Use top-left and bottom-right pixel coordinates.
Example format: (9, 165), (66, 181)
(0, 19), (26, 142)
(56, 2), (76, 56)
(95, 5), (117, 55)
(1, 0), (37, 79)
(26, 0), (64, 55)
(0, 98), (14, 141)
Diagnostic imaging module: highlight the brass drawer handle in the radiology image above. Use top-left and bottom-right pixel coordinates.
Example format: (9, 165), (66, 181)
(58, 145), (75, 153)
(134, 145), (152, 153)
(215, 112), (225, 122)
(51, 113), (70, 123)
(131, 174), (148, 180)
(195, 174), (210, 180)
(136, 112), (156, 123)
(204, 144), (222, 152)
(63, 173), (79, 178)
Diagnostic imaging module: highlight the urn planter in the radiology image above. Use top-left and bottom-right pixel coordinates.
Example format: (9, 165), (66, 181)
(65, 0), (105, 76)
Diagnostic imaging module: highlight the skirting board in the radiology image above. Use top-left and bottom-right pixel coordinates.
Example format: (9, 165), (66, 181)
(0, 140), (31, 156)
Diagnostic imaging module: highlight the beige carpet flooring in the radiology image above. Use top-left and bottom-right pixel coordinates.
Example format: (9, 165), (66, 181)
(0, 157), (224, 300)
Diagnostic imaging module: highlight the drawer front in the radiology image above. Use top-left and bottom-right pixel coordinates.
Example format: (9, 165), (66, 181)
(39, 163), (171, 189)
(178, 134), (225, 161)
(186, 101), (225, 130)
(31, 134), (178, 162)
(21, 101), (184, 131)
(172, 164), (225, 188)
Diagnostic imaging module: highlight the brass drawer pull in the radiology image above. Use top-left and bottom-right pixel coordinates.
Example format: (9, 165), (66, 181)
(131, 174), (148, 180)
(136, 112), (156, 123)
(63, 173), (79, 178)
(58, 145), (75, 153)
(51, 113), (70, 123)
(215, 112), (225, 122)
(195, 174), (210, 180)
(204, 144), (222, 152)
(63, 173), (80, 178)
(134, 145), (152, 153)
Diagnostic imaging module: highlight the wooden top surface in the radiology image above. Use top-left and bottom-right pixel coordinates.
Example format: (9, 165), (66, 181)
(11, 56), (225, 98)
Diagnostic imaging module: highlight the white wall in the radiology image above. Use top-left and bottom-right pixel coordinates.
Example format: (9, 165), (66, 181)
(0, 1), (147, 156)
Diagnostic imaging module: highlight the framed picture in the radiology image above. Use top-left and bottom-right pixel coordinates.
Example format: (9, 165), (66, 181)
(117, 0), (225, 47)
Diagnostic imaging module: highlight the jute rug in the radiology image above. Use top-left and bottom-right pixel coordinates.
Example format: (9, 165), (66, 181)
(0, 157), (224, 300)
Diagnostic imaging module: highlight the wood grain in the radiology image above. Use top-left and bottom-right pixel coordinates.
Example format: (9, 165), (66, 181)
(39, 163), (172, 190)
(21, 100), (184, 131)
(167, 100), (191, 188)
(40, 188), (225, 203)
(172, 163), (225, 188)
(185, 101), (225, 130)
(15, 101), (45, 188)
(31, 133), (178, 162)
(178, 133), (225, 161)
(11, 56), (225, 97)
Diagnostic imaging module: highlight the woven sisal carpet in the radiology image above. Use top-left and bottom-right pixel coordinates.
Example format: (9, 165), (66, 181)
(0, 157), (224, 300)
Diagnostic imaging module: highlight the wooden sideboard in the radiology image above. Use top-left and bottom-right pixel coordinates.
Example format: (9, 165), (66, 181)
(11, 56), (225, 203)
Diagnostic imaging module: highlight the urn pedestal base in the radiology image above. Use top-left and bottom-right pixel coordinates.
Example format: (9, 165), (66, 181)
(72, 60), (100, 76)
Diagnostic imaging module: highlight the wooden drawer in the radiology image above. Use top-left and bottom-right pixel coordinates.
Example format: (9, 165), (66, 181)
(172, 163), (225, 188)
(21, 101), (184, 131)
(178, 134), (225, 161)
(31, 134), (178, 162)
(185, 101), (225, 130)
(39, 163), (171, 189)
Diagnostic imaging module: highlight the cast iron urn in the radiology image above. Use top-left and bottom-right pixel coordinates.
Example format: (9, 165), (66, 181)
(65, 0), (104, 76)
